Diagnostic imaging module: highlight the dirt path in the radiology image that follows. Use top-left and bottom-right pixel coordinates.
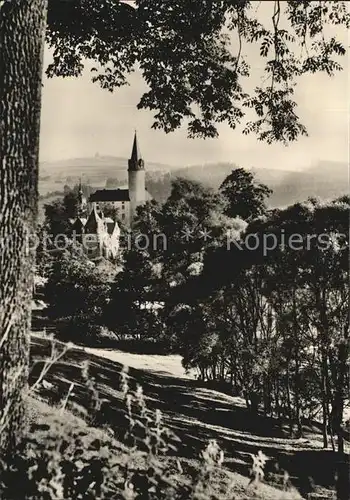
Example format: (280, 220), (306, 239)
(84, 347), (197, 380)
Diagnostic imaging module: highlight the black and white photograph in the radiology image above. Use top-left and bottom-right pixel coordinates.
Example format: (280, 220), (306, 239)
(0, 1), (349, 499)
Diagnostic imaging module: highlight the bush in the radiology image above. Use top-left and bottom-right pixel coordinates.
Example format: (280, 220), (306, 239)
(53, 319), (116, 347)
(0, 399), (117, 500)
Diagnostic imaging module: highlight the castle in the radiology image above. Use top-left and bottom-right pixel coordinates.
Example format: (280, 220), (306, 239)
(69, 132), (148, 260)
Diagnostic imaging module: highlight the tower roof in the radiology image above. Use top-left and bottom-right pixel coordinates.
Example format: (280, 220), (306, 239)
(128, 131), (144, 171)
(130, 130), (141, 162)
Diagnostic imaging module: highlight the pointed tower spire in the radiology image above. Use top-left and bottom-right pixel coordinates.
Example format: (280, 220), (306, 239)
(85, 203), (103, 233)
(77, 176), (86, 216)
(128, 130), (144, 171)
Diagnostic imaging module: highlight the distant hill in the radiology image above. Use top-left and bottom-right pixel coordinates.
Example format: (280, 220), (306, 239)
(145, 161), (348, 206)
(40, 155), (175, 175)
(39, 155), (178, 196)
(267, 160), (348, 207)
(39, 156), (348, 208)
(145, 163), (291, 203)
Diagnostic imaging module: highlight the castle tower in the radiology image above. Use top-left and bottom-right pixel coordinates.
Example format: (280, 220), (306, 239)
(128, 131), (145, 224)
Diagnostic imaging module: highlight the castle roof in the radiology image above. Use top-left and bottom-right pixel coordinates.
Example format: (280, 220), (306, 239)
(106, 220), (119, 235)
(89, 189), (130, 202)
(70, 217), (87, 232)
(128, 131), (144, 171)
(71, 217), (87, 225)
(130, 131), (141, 163)
(85, 205), (105, 233)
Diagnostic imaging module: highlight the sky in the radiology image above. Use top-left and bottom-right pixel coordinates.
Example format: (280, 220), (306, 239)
(39, 5), (349, 172)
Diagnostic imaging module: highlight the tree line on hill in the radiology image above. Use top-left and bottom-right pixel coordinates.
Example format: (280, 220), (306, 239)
(38, 168), (349, 458)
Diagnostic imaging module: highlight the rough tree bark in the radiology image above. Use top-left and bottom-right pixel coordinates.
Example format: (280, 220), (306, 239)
(0, 0), (47, 455)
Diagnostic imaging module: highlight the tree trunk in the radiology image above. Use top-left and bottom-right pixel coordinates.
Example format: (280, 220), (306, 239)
(294, 349), (302, 438)
(262, 374), (268, 416)
(325, 363), (335, 451)
(229, 355), (233, 386)
(317, 288), (331, 449)
(275, 379), (281, 423)
(321, 356), (329, 449)
(286, 363), (293, 436)
(0, 0), (47, 455)
(292, 291), (302, 438)
(220, 357), (225, 381)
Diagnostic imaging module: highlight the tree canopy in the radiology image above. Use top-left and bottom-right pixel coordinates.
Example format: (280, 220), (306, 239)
(45, 0), (349, 142)
(220, 168), (272, 221)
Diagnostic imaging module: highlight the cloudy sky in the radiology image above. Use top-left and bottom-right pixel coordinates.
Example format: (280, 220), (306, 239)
(39, 5), (349, 172)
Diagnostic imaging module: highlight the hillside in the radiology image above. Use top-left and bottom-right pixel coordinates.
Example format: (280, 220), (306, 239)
(39, 156), (348, 208)
(145, 163), (290, 203)
(39, 155), (179, 197)
(268, 161), (349, 207)
(29, 333), (345, 500)
(145, 161), (348, 206)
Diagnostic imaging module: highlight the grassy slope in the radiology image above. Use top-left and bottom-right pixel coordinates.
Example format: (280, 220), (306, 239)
(29, 334), (344, 499)
(28, 397), (302, 500)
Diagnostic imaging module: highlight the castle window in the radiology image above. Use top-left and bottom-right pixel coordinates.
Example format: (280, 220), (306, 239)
(122, 214), (125, 220)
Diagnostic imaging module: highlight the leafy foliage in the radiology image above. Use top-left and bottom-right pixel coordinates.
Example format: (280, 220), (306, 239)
(106, 246), (162, 340)
(174, 195), (349, 456)
(219, 168), (272, 221)
(44, 253), (113, 343)
(45, 0), (349, 141)
(43, 184), (82, 237)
